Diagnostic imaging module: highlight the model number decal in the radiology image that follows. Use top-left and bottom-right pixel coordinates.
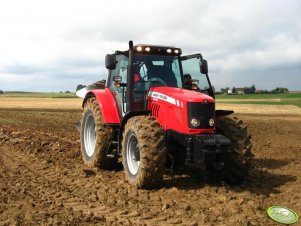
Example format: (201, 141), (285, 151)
(148, 91), (183, 108)
(152, 93), (167, 100)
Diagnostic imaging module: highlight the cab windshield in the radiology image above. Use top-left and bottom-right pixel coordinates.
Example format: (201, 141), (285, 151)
(133, 54), (183, 90)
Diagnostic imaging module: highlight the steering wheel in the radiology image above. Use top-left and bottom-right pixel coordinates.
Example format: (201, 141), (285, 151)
(145, 78), (167, 91)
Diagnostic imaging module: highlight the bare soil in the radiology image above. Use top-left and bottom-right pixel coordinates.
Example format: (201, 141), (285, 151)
(217, 103), (301, 115)
(0, 98), (82, 109)
(0, 107), (301, 226)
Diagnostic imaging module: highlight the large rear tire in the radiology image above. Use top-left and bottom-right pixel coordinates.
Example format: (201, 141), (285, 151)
(207, 115), (253, 185)
(80, 97), (116, 169)
(122, 116), (166, 189)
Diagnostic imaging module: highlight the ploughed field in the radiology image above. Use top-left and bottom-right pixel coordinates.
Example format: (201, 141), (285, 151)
(0, 104), (301, 225)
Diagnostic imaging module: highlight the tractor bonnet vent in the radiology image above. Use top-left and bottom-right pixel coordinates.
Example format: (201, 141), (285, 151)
(151, 103), (160, 118)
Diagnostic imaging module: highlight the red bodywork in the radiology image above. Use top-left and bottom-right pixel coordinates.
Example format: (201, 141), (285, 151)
(90, 86), (215, 135)
(147, 87), (215, 135)
(88, 88), (120, 124)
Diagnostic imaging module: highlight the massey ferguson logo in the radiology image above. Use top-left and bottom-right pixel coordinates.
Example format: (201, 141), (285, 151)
(152, 93), (167, 100)
(148, 91), (183, 108)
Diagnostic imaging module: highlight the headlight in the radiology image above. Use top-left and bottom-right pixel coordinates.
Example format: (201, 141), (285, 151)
(166, 48), (172, 53)
(191, 118), (200, 127)
(209, 118), (215, 127)
(136, 46), (143, 52)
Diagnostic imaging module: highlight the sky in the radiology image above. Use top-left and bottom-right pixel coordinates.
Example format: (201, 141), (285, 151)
(0, 0), (300, 92)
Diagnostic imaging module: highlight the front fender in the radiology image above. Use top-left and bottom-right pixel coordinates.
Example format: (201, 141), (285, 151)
(83, 88), (121, 124)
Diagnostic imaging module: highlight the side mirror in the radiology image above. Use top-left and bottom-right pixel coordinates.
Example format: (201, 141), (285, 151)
(191, 79), (199, 90)
(113, 75), (122, 87)
(105, 54), (116, 70)
(191, 79), (199, 85)
(113, 75), (122, 82)
(200, 59), (208, 74)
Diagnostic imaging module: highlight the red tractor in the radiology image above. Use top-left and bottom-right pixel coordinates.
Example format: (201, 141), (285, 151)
(78, 41), (252, 189)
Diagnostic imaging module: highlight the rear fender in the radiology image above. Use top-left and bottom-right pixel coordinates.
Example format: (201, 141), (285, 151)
(83, 88), (121, 124)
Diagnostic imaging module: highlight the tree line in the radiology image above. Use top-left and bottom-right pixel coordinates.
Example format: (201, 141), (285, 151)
(219, 85), (289, 94)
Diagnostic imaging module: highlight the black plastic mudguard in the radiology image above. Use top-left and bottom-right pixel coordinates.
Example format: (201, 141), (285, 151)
(215, 110), (234, 117)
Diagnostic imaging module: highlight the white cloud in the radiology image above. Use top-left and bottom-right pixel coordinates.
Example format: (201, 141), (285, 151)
(0, 0), (300, 91)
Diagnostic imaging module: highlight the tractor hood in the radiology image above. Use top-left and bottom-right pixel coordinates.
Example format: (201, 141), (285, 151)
(148, 87), (215, 107)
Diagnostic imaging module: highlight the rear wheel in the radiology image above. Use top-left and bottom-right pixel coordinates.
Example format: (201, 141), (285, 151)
(80, 97), (116, 169)
(207, 115), (253, 184)
(122, 116), (166, 189)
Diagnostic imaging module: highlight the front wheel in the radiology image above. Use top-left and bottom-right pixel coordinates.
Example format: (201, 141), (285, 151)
(122, 116), (166, 189)
(207, 115), (253, 184)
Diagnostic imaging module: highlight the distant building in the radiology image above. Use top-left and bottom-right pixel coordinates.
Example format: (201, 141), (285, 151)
(227, 90), (232, 94)
(255, 90), (264, 93)
(235, 88), (245, 94)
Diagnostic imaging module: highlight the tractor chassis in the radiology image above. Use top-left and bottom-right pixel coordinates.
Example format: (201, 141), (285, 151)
(166, 131), (232, 167)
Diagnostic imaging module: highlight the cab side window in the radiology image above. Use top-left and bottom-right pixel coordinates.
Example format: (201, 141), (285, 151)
(119, 60), (128, 83)
(109, 55), (128, 91)
(109, 55), (129, 115)
(181, 57), (210, 91)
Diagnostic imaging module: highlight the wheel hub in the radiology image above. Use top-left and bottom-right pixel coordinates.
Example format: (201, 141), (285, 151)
(126, 133), (140, 176)
(84, 114), (96, 157)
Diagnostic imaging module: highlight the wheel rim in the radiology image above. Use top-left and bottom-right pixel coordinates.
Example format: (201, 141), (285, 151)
(126, 133), (140, 176)
(84, 114), (96, 157)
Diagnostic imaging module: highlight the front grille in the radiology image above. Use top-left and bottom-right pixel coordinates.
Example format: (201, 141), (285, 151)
(187, 102), (215, 129)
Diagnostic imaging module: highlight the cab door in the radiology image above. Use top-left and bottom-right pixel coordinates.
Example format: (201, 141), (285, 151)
(180, 54), (214, 98)
(109, 55), (128, 116)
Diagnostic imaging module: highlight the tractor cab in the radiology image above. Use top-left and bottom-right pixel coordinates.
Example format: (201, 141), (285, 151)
(105, 42), (214, 116)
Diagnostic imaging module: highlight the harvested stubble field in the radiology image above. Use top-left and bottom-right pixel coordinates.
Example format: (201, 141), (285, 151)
(0, 98), (301, 226)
